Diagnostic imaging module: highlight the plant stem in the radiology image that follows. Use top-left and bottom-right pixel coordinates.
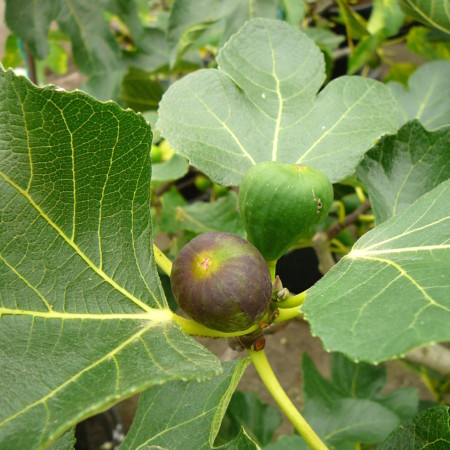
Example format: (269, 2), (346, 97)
(276, 290), (308, 309)
(24, 45), (38, 85)
(172, 314), (259, 338)
(153, 244), (172, 276)
(267, 260), (277, 281)
(313, 232), (335, 275)
(326, 199), (371, 240)
(248, 348), (329, 450)
(273, 306), (302, 322)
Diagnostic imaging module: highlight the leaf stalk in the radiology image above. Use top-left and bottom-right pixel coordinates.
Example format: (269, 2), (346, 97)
(248, 348), (328, 450)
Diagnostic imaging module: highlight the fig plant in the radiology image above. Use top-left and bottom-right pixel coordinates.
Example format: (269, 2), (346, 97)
(1, 2), (450, 450)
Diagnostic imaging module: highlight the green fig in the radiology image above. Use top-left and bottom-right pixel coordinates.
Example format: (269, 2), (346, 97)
(170, 232), (272, 332)
(239, 162), (333, 261)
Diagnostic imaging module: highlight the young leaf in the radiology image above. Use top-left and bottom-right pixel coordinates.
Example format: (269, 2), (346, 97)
(157, 18), (398, 186)
(217, 390), (282, 447)
(300, 354), (418, 446)
(5, 0), (121, 75)
(400, 0), (450, 35)
(119, 68), (164, 112)
(167, 0), (222, 67)
(303, 180), (450, 363)
(120, 359), (257, 450)
(388, 60), (450, 131)
(356, 120), (450, 224)
(0, 68), (221, 448)
(378, 405), (450, 449)
(177, 192), (246, 237)
(152, 154), (189, 182)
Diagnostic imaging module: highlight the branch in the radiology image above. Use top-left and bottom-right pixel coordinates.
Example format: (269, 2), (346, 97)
(24, 45), (38, 85)
(327, 199), (371, 240)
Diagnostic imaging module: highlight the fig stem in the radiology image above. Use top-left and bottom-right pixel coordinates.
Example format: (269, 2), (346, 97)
(266, 260), (277, 281)
(248, 348), (329, 450)
(173, 314), (260, 338)
(273, 306), (302, 322)
(153, 244), (173, 276)
(276, 290), (308, 309)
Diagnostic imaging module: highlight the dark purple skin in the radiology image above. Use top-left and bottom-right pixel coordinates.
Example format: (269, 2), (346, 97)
(170, 232), (272, 332)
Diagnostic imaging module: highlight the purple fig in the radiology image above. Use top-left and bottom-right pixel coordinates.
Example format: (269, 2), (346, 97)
(170, 232), (272, 332)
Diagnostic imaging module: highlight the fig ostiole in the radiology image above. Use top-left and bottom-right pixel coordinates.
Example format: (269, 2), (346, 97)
(170, 232), (272, 332)
(239, 161), (333, 261)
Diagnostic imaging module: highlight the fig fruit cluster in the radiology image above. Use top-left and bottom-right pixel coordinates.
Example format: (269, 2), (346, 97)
(239, 161), (333, 261)
(170, 232), (272, 332)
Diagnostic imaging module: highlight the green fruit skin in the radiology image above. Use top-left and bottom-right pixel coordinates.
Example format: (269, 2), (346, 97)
(239, 162), (333, 261)
(170, 232), (272, 332)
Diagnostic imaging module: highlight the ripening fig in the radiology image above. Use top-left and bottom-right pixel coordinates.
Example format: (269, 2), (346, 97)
(239, 162), (333, 261)
(170, 232), (272, 332)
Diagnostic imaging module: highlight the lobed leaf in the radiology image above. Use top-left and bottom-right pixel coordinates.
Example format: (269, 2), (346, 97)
(303, 180), (450, 363)
(357, 120), (450, 224)
(120, 359), (256, 450)
(388, 60), (450, 131)
(0, 68), (221, 448)
(157, 18), (398, 186)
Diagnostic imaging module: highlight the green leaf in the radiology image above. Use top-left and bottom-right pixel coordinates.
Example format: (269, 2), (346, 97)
(107, 0), (144, 42)
(5, 0), (121, 75)
(0, 68), (221, 448)
(388, 60), (450, 131)
(301, 354), (418, 446)
(151, 154), (189, 182)
(159, 187), (188, 234)
(303, 179), (450, 363)
(336, 0), (370, 40)
(2, 34), (23, 69)
(356, 120), (450, 224)
(167, 0), (221, 67)
(379, 405), (450, 449)
(120, 359), (257, 450)
(281, 0), (307, 25)
(218, 0), (278, 47)
(216, 390), (282, 447)
(406, 27), (450, 61)
(177, 192), (246, 237)
(400, 0), (450, 35)
(264, 435), (309, 450)
(47, 428), (76, 450)
(158, 18), (398, 186)
(5, 0), (59, 59)
(348, 34), (381, 75)
(119, 68), (164, 112)
(367, 0), (405, 37)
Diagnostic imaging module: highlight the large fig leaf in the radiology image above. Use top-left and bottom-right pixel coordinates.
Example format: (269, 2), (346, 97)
(388, 60), (450, 131)
(356, 120), (450, 224)
(0, 68), (221, 449)
(157, 18), (398, 186)
(5, 0), (121, 75)
(302, 179), (450, 363)
(120, 359), (257, 450)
